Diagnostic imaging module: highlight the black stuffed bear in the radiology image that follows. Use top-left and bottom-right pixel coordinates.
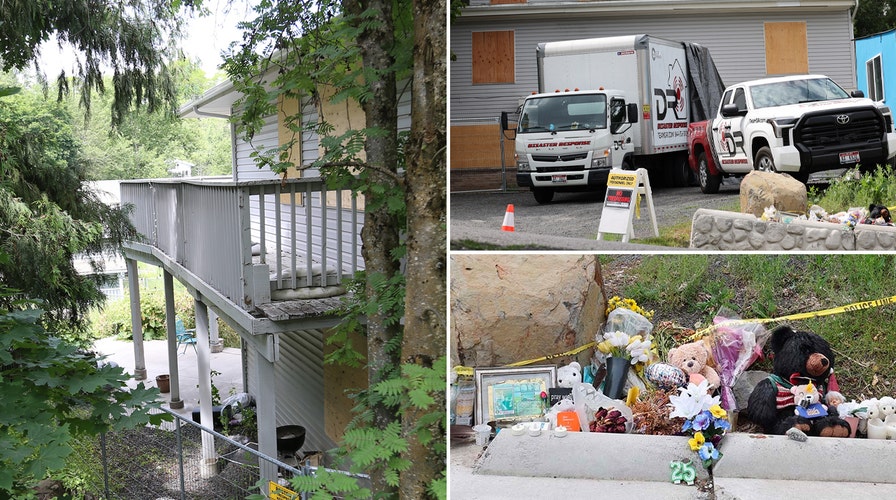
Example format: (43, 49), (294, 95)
(744, 325), (851, 438)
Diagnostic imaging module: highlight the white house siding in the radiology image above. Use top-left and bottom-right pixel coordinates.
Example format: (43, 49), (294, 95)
(246, 331), (337, 453)
(450, 10), (857, 123)
(234, 114), (281, 181)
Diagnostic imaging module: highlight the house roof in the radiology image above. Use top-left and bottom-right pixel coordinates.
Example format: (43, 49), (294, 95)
(178, 78), (238, 119)
(458, 0), (857, 20)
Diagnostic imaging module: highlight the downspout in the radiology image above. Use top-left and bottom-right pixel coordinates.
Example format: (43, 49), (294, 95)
(852, 0), (860, 22)
(191, 105), (230, 119)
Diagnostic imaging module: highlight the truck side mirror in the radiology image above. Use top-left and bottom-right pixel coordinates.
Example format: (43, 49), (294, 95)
(627, 103), (639, 123)
(851, 90), (865, 98)
(500, 111), (510, 131)
(720, 103), (745, 118)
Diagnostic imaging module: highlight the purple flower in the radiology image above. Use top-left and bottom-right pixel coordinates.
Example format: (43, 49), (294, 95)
(691, 411), (711, 432)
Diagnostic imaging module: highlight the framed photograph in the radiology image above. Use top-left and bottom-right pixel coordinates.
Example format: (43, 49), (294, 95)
(474, 366), (557, 425)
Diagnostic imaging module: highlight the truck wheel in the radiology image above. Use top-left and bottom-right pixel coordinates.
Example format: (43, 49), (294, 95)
(669, 155), (690, 187)
(754, 147), (777, 173)
(621, 158), (634, 170)
(698, 152), (721, 194)
(533, 188), (554, 204)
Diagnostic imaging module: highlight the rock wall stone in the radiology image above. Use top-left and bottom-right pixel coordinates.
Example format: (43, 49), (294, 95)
(690, 208), (896, 250)
(450, 254), (605, 368)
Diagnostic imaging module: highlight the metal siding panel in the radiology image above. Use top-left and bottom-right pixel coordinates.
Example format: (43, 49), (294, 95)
(235, 114), (281, 181)
(451, 11), (856, 122)
(275, 330), (337, 452)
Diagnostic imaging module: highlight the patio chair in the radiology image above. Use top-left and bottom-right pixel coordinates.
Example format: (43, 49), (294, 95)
(176, 318), (197, 355)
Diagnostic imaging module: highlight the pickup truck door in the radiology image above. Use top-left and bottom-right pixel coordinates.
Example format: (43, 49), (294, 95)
(712, 87), (750, 172)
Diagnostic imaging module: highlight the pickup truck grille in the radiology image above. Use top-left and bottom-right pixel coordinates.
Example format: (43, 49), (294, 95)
(795, 109), (883, 149)
(531, 152), (589, 162)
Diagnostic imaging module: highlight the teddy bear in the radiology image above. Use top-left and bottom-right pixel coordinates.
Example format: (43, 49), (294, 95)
(877, 396), (896, 423)
(667, 341), (720, 390)
(557, 361), (582, 388)
(790, 382), (828, 420)
(744, 325), (851, 438)
(863, 204), (892, 225)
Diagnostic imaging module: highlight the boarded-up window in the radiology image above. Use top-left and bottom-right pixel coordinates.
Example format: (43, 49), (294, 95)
(472, 31), (515, 84)
(765, 22), (809, 75)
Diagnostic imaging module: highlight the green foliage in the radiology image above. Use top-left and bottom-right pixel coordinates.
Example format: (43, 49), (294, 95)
(0, 0), (201, 125)
(62, 61), (232, 181)
(0, 89), (138, 331)
(808, 165), (896, 213)
(853, 0), (896, 37)
(0, 284), (169, 495)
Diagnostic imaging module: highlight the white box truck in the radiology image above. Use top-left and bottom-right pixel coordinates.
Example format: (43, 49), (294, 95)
(509, 34), (722, 204)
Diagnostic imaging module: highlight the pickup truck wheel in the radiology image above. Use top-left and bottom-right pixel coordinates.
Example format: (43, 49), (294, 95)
(698, 151), (721, 194)
(755, 147), (777, 173)
(533, 188), (554, 204)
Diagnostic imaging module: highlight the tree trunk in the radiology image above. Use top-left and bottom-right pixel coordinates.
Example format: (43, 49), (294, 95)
(400, 0), (447, 497)
(343, 0), (402, 496)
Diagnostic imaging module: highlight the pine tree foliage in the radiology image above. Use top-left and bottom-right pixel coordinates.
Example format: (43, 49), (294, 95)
(0, 0), (198, 124)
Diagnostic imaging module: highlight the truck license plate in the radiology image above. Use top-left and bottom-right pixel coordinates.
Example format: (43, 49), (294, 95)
(551, 174), (567, 184)
(840, 151), (860, 164)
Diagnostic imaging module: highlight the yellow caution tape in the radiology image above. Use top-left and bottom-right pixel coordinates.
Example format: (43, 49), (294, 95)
(635, 193), (641, 219)
(453, 341), (597, 377)
(455, 294), (896, 376)
(689, 293), (896, 341)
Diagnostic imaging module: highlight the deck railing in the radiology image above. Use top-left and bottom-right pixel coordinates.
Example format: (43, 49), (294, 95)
(121, 177), (364, 310)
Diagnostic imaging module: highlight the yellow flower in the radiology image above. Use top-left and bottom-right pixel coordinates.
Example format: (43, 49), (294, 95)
(688, 432), (705, 451)
(710, 405), (727, 419)
(597, 340), (613, 354)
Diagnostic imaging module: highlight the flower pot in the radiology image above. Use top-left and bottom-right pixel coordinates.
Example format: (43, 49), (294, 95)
(602, 356), (630, 400)
(156, 374), (170, 393)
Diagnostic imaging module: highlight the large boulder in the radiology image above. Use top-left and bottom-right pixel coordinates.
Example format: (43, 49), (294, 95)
(450, 254), (605, 368)
(739, 170), (807, 217)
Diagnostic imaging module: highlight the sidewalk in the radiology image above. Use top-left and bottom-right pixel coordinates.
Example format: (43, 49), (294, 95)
(451, 429), (896, 499)
(92, 336), (244, 418)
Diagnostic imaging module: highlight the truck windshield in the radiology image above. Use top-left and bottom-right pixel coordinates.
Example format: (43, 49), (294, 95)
(518, 94), (607, 133)
(749, 78), (851, 109)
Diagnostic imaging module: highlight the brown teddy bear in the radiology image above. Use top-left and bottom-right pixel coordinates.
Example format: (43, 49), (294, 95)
(667, 341), (721, 390)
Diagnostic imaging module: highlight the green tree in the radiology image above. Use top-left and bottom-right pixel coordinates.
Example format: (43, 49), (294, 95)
(225, 0), (446, 498)
(854, 0), (896, 37)
(0, 89), (139, 330)
(66, 61), (232, 180)
(0, 0), (199, 124)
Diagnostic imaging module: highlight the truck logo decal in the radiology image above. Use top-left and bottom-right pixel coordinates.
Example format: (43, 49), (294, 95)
(528, 141), (591, 149)
(837, 114), (850, 125)
(654, 59), (687, 121)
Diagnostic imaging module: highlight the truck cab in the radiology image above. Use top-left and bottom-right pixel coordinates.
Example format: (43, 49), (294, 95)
(706, 74), (896, 186)
(514, 89), (638, 204)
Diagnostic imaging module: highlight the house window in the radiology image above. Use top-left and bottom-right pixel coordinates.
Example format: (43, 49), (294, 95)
(867, 54), (884, 101)
(764, 22), (808, 75)
(472, 31), (515, 84)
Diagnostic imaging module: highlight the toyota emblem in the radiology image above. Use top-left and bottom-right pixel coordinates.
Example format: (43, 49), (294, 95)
(837, 114), (850, 125)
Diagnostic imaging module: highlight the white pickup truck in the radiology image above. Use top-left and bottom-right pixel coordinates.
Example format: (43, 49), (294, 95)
(688, 74), (896, 192)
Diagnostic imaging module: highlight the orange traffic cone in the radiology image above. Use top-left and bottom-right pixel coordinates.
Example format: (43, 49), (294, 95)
(501, 204), (515, 232)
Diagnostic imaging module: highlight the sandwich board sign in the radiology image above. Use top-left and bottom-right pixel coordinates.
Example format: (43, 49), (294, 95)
(596, 168), (658, 242)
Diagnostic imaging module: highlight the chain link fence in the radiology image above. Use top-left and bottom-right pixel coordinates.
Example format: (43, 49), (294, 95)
(63, 407), (359, 499)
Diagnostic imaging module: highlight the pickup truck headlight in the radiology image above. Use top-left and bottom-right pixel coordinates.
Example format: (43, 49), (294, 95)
(769, 118), (797, 138)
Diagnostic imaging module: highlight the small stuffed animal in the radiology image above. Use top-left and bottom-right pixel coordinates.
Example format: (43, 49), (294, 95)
(878, 396), (896, 423)
(790, 382), (828, 419)
(864, 204), (892, 225)
(667, 341), (721, 390)
(557, 361), (582, 388)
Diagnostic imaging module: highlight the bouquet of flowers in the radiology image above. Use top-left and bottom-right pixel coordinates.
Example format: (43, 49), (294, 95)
(669, 380), (731, 469)
(597, 330), (652, 365)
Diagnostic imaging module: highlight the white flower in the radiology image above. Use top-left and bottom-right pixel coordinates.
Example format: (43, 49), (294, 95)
(669, 381), (721, 420)
(626, 338), (651, 365)
(603, 330), (630, 348)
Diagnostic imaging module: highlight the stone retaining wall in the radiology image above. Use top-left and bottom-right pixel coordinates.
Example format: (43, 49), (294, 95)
(689, 208), (896, 251)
